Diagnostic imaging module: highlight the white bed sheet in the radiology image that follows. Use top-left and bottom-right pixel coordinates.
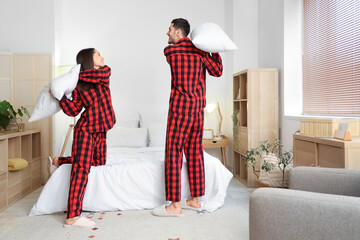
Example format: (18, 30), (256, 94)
(30, 147), (233, 216)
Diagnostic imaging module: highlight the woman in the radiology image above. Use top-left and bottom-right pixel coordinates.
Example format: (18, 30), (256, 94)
(50, 48), (116, 227)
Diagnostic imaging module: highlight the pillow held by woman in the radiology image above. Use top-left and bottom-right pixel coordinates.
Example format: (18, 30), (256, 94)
(50, 64), (80, 100)
(29, 83), (61, 122)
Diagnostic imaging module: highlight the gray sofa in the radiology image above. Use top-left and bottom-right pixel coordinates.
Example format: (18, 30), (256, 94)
(249, 166), (360, 240)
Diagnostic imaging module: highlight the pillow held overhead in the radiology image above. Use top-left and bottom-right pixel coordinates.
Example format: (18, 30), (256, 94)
(50, 64), (81, 100)
(190, 22), (238, 53)
(29, 83), (61, 122)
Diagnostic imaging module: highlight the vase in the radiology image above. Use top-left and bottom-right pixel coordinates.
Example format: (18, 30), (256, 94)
(7, 118), (25, 132)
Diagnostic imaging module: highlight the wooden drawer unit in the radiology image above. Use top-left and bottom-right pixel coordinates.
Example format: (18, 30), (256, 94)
(31, 159), (42, 189)
(0, 172), (7, 210)
(21, 178), (32, 196)
(239, 127), (248, 155)
(8, 171), (21, 204)
(293, 138), (316, 167)
(21, 163), (32, 195)
(294, 134), (360, 169)
(0, 189), (6, 210)
(21, 163), (31, 180)
(0, 130), (42, 210)
(0, 173), (7, 192)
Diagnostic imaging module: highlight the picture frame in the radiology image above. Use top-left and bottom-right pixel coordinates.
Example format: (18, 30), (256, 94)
(203, 129), (215, 140)
(334, 122), (352, 141)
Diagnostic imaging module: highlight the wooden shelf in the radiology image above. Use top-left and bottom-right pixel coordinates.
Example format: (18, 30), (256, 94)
(0, 130), (42, 211)
(233, 68), (279, 187)
(29, 157), (41, 163)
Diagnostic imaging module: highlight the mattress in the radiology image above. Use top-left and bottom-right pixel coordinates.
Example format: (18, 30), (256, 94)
(30, 147), (233, 216)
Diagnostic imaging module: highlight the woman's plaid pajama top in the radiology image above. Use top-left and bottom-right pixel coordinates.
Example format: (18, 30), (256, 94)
(58, 65), (116, 218)
(164, 37), (223, 202)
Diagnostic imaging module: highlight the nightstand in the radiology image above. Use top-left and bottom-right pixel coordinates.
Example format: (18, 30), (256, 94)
(203, 136), (228, 167)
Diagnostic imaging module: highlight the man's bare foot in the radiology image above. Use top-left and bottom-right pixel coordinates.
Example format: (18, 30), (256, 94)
(186, 198), (201, 209)
(165, 202), (182, 215)
(52, 157), (59, 167)
(65, 216), (80, 225)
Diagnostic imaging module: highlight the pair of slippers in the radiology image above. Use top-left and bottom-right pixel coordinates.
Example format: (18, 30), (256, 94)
(151, 199), (202, 217)
(63, 217), (95, 228)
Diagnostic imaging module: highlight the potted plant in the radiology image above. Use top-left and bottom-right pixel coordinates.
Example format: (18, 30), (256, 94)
(0, 100), (30, 131)
(277, 150), (293, 188)
(244, 139), (293, 188)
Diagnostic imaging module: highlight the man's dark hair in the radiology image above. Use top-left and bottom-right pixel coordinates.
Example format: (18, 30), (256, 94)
(171, 18), (190, 37)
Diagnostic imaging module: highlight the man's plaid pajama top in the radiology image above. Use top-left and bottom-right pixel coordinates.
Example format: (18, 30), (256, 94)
(164, 37), (223, 202)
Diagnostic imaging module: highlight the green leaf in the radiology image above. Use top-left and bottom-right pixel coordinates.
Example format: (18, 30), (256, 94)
(0, 100), (11, 115)
(17, 109), (23, 117)
(0, 114), (10, 129)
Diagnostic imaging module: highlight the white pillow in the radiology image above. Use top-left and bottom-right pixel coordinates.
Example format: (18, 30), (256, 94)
(28, 83), (61, 122)
(140, 111), (168, 128)
(190, 22), (238, 53)
(51, 64), (80, 100)
(107, 127), (147, 148)
(148, 122), (166, 147)
(140, 111), (168, 146)
(115, 111), (140, 128)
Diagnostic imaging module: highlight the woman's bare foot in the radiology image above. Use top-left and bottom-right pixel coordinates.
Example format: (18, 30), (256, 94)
(52, 157), (59, 167)
(63, 216), (95, 228)
(186, 198), (201, 209)
(65, 216), (80, 225)
(165, 202), (182, 215)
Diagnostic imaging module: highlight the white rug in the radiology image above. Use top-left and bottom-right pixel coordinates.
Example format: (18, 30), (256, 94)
(0, 206), (249, 240)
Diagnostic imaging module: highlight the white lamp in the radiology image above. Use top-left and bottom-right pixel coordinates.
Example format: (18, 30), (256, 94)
(205, 102), (223, 139)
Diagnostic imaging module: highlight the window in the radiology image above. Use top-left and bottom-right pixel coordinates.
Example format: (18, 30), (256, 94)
(303, 0), (360, 115)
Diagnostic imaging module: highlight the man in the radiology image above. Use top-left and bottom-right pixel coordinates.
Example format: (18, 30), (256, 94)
(152, 18), (223, 217)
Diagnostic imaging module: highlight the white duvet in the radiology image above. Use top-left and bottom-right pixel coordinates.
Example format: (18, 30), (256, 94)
(30, 147), (233, 216)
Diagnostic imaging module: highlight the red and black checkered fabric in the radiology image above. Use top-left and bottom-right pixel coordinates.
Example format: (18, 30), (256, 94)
(57, 65), (115, 218)
(164, 37), (223, 202)
(58, 130), (106, 218)
(164, 37), (223, 115)
(59, 65), (116, 133)
(165, 110), (205, 202)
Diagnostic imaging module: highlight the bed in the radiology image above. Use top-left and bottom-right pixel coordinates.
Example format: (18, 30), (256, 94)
(29, 112), (233, 216)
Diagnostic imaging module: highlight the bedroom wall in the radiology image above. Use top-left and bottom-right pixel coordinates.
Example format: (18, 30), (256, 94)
(257, 0), (300, 151)
(230, 0), (300, 153)
(54, 0), (234, 160)
(0, 0), (55, 53)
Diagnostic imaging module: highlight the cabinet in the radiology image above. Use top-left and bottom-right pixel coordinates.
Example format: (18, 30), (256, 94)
(203, 136), (229, 166)
(0, 52), (52, 184)
(0, 130), (42, 211)
(233, 69), (279, 187)
(293, 134), (360, 169)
